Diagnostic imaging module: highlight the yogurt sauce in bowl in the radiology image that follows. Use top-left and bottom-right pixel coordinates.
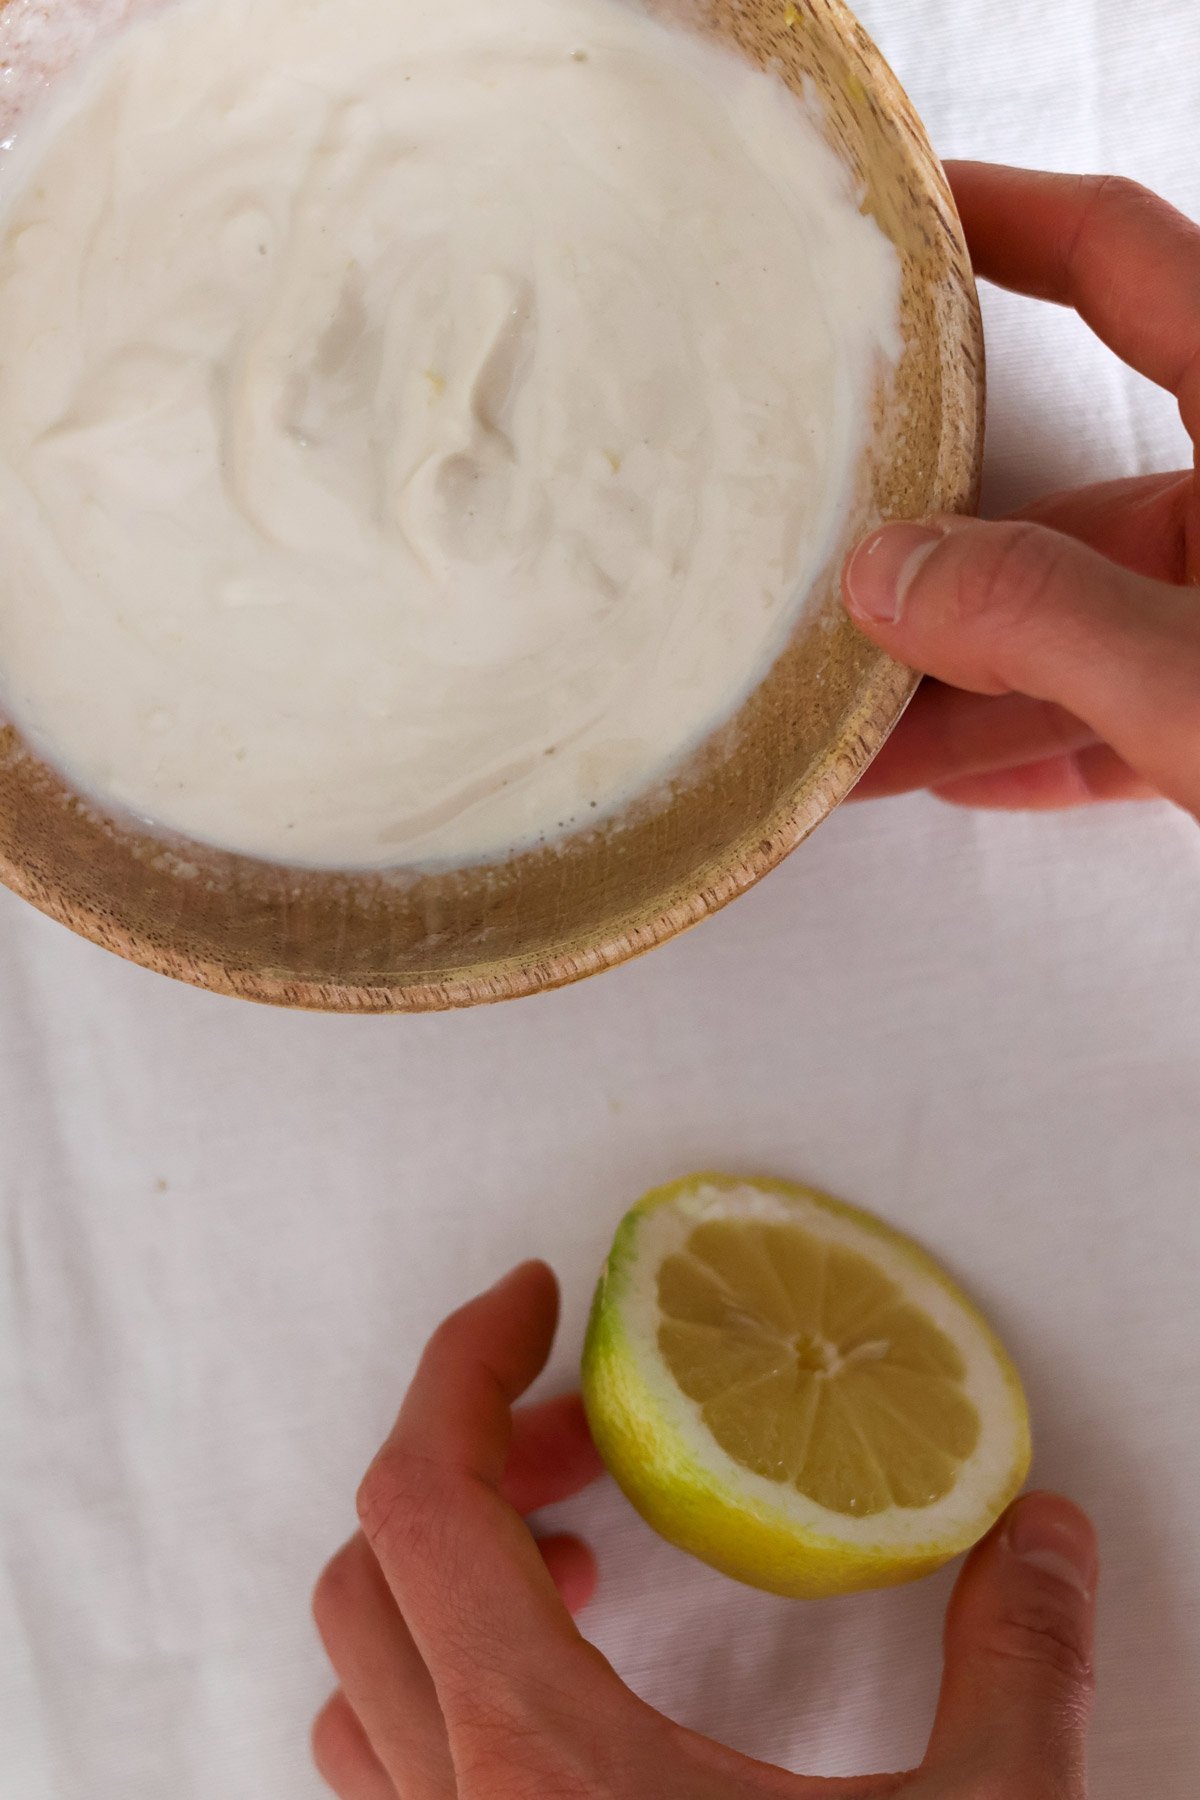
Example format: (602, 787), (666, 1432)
(0, 0), (900, 870)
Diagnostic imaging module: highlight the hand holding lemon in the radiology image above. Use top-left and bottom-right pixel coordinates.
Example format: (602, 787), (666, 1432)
(311, 1238), (1095, 1800)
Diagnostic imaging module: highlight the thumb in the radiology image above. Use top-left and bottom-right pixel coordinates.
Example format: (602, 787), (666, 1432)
(843, 516), (1200, 816)
(926, 1492), (1097, 1798)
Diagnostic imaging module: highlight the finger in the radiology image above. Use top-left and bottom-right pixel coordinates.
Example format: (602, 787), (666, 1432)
(849, 683), (1097, 801)
(386, 1260), (559, 1485)
(1014, 470), (1193, 584)
(312, 1534), (454, 1797)
(502, 1393), (605, 1514)
(948, 164), (1200, 576)
(945, 164), (1200, 435)
(311, 1691), (397, 1800)
(933, 745), (1155, 810)
(355, 1264), (607, 1719)
(843, 517), (1200, 815)
(853, 473), (1191, 804)
(537, 1533), (599, 1614)
(926, 1492), (1097, 1798)
(853, 473), (1190, 805)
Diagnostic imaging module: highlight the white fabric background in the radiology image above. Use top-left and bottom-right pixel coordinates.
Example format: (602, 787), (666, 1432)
(3, 2), (1200, 1796)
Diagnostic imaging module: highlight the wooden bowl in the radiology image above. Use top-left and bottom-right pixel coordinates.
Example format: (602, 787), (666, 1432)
(0, 0), (982, 1012)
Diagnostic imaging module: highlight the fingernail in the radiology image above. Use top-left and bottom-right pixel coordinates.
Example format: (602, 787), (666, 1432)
(844, 521), (948, 624)
(1005, 1495), (1098, 1596)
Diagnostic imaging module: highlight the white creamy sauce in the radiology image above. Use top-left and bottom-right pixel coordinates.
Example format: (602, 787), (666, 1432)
(0, 0), (899, 868)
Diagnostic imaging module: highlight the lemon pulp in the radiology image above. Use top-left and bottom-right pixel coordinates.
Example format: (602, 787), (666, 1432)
(659, 1219), (981, 1515)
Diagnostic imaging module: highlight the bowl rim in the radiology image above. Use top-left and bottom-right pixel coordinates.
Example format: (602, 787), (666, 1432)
(0, 653), (923, 1013)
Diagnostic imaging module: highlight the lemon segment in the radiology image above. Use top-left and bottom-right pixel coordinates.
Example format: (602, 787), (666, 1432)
(582, 1174), (1031, 1597)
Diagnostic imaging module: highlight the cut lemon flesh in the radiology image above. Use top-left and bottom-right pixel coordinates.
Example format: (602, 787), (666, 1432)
(582, 1174), (1031, 1597)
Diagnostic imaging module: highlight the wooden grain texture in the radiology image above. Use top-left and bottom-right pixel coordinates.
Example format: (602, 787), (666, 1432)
(0, 0), (983, 1011)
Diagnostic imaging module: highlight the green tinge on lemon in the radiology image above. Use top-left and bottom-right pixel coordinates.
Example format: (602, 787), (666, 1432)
(581, 1173), (1031, 1598)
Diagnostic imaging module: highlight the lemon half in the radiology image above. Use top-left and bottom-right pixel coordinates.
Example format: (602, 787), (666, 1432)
(582, 1174), (1031, 1597)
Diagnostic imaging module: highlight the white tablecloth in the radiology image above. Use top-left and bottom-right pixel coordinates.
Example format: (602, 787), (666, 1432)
(4, 2), (1200, 1796)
